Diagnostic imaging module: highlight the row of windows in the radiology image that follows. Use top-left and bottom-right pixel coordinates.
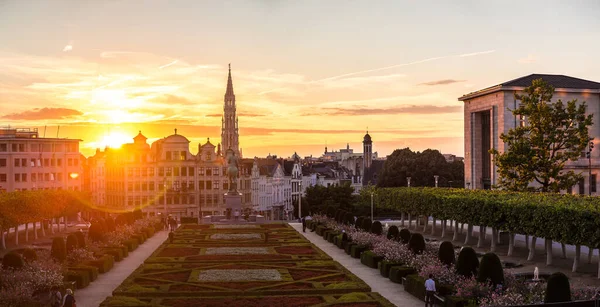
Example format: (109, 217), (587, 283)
(165, 151), (187, 161)
(0, 158), (79, 168)
(0, 143), (78, 153)
(125, 167), (230, 177)
(0, 172), (67, 183)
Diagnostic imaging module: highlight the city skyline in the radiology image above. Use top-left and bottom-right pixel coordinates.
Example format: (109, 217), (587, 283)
(2, 1), (600, 158)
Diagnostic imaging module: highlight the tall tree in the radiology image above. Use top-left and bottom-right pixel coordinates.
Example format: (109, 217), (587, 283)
(377, 148), (464, 187)
(491, 79), (593, 192)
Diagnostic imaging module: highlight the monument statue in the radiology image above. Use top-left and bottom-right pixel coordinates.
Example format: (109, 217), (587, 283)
(226, 148), (239, 194)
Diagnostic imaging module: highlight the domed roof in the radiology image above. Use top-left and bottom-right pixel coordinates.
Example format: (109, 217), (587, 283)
(164, 134), (190, 143)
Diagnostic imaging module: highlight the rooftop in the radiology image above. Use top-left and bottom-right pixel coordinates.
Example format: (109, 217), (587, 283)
(459, 74), (600, 101)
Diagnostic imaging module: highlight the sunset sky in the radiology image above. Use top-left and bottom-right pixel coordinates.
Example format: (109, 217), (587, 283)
(1, 1), (600, 158)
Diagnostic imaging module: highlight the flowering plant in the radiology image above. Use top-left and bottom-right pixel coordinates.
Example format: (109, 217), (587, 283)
(66, 247), (96, 265)
(418, 260), (457, 285)
(454, 275), (491, 299)
(480, 288), (526, 306)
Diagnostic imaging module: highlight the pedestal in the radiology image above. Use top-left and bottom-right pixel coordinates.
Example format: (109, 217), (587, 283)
(224, 192), (242, 211)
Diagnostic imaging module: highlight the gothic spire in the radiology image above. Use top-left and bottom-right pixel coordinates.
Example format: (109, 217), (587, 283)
(225, 63), (235, 98)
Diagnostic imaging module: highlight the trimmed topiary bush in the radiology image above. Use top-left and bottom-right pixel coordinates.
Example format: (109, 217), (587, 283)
(438, 241), (455, 267)
(355, 217), (364, 230)
(361, 218), (372, 232)
(2, 252), (24, 269)
(89, 219), (106, 242)
(344, 212), (354, 226)
(22, 248), (37, 262)
(387, 225), (399, 240)
(399, 228), (411, 244)
(545, 272), (571, 303)
(66, 234), (78, 252)
(133, 208), (143, 220)
(115, 214), (128, 226)
(370, 221), (383, 235)
(51, 236), (67, 262)
(75, 231), (86, 248)
(105, 217), (116, 232)
(477, 252), (504, 287)
(456, 247), (479, 277)
(408, 233), (425, 254)
(326, 206), (336, 218)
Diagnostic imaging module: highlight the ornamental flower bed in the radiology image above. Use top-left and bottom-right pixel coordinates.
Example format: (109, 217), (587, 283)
(104, 223), (394, 306)
(101, 292), (396, 307)
(146, 242), (331, 263)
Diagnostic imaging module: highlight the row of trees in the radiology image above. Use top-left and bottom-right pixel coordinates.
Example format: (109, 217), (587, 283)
(0, 190), (90, 249)
(377, 148), (464, 188)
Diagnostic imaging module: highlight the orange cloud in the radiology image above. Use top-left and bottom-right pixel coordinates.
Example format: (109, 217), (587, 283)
(2, 107), (82, 120)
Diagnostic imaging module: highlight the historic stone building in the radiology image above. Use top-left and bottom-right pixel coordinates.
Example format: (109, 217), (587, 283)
(460, 74), (600, 193)
(87, 65), (252, 217)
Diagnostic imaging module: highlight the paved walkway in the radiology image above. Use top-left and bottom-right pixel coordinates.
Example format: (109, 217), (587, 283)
(76, 231), (168, 307)
(289, 223), (421, 307)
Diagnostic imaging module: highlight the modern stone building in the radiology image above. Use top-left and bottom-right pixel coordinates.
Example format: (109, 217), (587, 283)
(460, 74), (600, 193)
(0, 127), (83, 192)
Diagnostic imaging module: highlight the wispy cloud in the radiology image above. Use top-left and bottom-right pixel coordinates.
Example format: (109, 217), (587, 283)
(305, 105), (462, 116)
(459, 50), (495, 57)
(159, 59), (178, 69)
(311, 56), (446, 83)
(419, 79), (466, 86)
(62, 44), (73, 52)
(310, 50), (496, 83)
(2, 107), (82, 120)
(518, 54), (538, 64)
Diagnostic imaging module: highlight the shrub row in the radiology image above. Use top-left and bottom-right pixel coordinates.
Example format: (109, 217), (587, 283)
(358, 187), (600, 247)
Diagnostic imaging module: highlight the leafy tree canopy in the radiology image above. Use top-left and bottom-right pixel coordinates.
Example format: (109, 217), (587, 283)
(491, 79), (593, 192)
(377, 148), (464, 188)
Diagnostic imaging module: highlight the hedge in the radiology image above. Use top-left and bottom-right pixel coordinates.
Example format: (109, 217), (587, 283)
(388, 266), (416, 284)
(360, 250), (383, 269)
(378, 260), (404, 278)
(65, 270), (90, 289)
(357, 187), (600, 247)
(85, 254), (115, 273)
(68, 265), (99, 282)
(403, 274), (426, 301)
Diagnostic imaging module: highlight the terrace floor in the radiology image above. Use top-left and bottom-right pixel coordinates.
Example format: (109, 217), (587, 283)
(289, 222), (422, 307)
(76, 230), (168, 307)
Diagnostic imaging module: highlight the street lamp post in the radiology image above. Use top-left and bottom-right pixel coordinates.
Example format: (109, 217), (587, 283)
(588, 140), (594, 196)
(298, 181), (302, 220)
(434, 175), (439, 188)
(163, 178), (168, 216)
(370, 192), (374, 221)
(407, 177), (411, 188)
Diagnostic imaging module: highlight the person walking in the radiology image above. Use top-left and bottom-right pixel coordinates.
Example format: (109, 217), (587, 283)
(425, 274), (436, 307)
(301, 216), (306, 233)
(62, 288), (75, 307)
(51, 287), (62, 307)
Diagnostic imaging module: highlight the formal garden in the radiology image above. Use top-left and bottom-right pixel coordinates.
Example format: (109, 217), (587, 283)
(101, 223), (396, 307)
(0, 193), (163, 307)
(306, 186), (600, 306)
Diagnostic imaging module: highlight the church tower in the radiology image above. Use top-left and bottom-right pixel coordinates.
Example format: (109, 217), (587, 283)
(221, 64), (240, 157)
(363, 131), (372, 170)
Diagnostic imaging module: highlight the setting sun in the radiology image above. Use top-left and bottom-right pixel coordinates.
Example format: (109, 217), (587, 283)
(100, 132), (132, 149)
